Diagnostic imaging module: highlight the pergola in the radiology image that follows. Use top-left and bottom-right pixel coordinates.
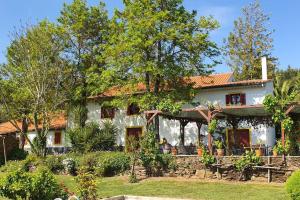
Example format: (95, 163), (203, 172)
(145, 102), (300, 155)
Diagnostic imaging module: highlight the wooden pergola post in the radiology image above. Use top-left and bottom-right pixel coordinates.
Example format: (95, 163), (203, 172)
(196, 122), (203, 145)
(179, 119), (189, 146)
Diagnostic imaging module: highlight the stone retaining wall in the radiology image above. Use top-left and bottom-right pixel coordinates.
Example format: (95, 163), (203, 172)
(133, 156), (300, 183)
(166, 155), (300, 183)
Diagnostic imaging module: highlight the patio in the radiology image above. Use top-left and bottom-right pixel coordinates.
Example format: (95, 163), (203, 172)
(145, 102), (300, 156)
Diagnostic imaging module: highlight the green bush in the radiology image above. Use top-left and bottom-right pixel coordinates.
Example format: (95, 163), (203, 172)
(45, 155), (64, 173)
(67, 121), (118, 153)
(96, 152), (130, 177)
(234, 150), (261, 172)
(200, 150), (216, 167)
(79, 152), (99, 172)
(8, 148), (28, 161)
(0, 168), (67, 200)
(286, 170), (300, 200)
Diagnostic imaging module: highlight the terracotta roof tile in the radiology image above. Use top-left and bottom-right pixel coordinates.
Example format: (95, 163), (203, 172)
(90, 73), (234, 98)
(0, 115), (66, 135)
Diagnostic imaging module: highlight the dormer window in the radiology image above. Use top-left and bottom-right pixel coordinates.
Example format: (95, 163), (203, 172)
(101, 106), (115, 119)
(226, 93), (246, 106)
(127, 103), (140, 115)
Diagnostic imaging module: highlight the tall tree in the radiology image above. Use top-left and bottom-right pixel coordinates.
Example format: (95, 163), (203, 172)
(0, 21), (69, 156)
(57, 0), (109, 128)
(225, 0), (277, 80)
(97, 0), (220, 138)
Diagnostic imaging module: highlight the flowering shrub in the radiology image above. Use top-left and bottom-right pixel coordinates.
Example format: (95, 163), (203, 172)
(63, 158), (77, 175)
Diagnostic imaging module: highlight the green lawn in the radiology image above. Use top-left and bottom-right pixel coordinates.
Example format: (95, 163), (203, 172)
(56, 176), (288, 200)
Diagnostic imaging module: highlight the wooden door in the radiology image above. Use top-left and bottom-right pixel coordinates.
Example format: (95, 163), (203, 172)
(126, 127), (142, 151)
(227, 129), (250, 149)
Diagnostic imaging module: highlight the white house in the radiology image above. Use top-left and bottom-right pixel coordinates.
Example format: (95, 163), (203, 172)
(84, 62), (276, 154)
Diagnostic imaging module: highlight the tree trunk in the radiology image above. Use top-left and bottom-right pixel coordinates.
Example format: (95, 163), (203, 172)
(19, 117), (28, 149)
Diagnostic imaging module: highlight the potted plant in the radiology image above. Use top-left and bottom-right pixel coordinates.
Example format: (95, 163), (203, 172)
(214, 140), (224, 156)
(255, 140), (264, 157)
(196, 141), (204, 156)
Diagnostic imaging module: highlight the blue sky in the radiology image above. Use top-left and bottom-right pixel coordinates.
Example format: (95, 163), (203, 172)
(0, 0), (299, 73)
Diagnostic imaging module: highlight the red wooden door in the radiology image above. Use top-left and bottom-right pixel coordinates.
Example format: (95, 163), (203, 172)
(227, 129), (250, 149)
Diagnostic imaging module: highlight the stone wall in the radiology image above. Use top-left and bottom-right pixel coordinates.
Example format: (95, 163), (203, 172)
(165, 155), (300, 183)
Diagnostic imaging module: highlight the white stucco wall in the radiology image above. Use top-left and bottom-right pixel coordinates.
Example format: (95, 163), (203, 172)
(190, 81), (274, 107)
(22, 130), (69, 149)
(80, 81), (275, 148)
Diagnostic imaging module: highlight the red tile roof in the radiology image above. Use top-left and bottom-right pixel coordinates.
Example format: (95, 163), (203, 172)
(90, 72), (234, 98)
(0, 115), (66, 135)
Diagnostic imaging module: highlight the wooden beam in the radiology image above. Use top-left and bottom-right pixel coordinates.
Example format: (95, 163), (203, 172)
(147, 111), (159, 124)
(285, 104), (296, 115)
(196, 109), (209, 122)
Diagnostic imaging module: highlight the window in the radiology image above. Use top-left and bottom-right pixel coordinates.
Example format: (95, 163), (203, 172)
(127, 103), (140, 115)
(226, 93), (246, 105)
(101, 106), (115, 119)
(54, 131), (62, 145)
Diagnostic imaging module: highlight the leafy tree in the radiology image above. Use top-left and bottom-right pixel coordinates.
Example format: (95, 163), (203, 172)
(225, 0), (277, 80)
(57, 0), (110, 128)
(0, 21), (69, 156)
(96, 0), (220, 138)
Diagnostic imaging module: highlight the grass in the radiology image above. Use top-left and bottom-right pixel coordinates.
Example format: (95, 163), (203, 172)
(56, 175), (288, 200)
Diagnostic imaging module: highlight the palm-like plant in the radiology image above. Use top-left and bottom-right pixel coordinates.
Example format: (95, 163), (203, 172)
(273, 73), (300, 102)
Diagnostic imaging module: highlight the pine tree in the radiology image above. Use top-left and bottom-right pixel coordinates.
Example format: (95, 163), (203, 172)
(225, 0), (277, 80)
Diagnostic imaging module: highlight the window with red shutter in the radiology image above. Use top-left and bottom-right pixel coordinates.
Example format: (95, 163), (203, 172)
(101, 107), (115, 119)
(226, 93), (246, 106)
(240, 93), (246, 105)
(54, 132), (62, 145)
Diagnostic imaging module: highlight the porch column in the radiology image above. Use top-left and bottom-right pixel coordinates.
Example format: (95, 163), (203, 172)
(196, 122), (203, 145)
(207, 110), (213, 155)
(179, 119), (189, 146)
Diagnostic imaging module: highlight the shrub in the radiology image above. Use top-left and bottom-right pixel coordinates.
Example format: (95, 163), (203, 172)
(234, 150), (261, 172)
(76, 167), (97, 200)
(67, 121), (118, 153)
(21, 154), (42, 172)
(129, 173), (138, 183)
(200, 150), (216, 167)
(96, 152), (130, 177)
(79, 153), (99, 172)
(161, 153), (177, 171)
(30, 167), (68, 200)
(286, 170), (300, 200)
(45, 155), (64, 173)
(140, 131), (164, 176)
(62, 158), (77, 175)
(8, 148), (28, 161)
(0, 168), (67, 200)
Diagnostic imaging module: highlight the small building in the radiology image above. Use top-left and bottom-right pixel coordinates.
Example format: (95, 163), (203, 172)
(0, 115), (69, 154)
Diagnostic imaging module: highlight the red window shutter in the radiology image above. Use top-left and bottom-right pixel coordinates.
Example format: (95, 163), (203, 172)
(225, 95), (231, 105)
(240, 93), (246, 105)
(54, 132), (61, 144)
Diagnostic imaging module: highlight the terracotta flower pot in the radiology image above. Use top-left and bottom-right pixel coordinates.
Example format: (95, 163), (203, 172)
(197, 148), (203, 156)
(171, 148), (178, 155)
(255, 149), (264, 157)
(217, 149), (224, 157)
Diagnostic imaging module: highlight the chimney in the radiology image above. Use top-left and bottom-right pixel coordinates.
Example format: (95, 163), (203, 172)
(261, 56), (267, 80)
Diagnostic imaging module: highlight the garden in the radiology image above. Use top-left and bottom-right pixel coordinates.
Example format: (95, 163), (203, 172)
(0, 124), (299, 200)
